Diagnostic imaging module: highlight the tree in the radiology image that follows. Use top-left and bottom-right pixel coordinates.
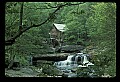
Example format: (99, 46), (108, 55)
(5, 2), (85, 69)
(5, 2), (84, 46)
(61, 2), (95, 45)
(86, 2), (116, 76)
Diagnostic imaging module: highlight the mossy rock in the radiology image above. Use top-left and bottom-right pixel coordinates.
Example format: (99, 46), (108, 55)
(42, 64), (63, 76)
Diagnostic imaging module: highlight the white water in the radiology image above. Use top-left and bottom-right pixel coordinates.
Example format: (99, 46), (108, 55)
(54, 55), (77, 70)
(82, 55), (89, 64)
(54, 53), (94, 77)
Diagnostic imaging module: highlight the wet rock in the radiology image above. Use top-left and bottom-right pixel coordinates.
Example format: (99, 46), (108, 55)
(71, 68), (77, 73)
(67, 73), (77, 77)
(5, 66), (41, 77)
(62, 73), (68, 77)
(41, 64), (63, 76)
(62, 69), (71, 73)
(12, 67), (21, 71)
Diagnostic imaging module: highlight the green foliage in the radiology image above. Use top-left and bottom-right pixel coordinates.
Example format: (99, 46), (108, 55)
(5, 44), (29, 67)
(86, 2), (116, 76)
(5, 2), (116, 77)
(5, 2), (53, 67)
(59, 3), (95, 45)
(37, 64), (62, 76)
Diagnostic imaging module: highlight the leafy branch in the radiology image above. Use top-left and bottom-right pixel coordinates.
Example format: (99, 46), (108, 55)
(5, 2), (85, 45)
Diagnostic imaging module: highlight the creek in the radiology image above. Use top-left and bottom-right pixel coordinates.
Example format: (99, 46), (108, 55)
(5, 53), (98, 77)
(53, 53), (96, 77)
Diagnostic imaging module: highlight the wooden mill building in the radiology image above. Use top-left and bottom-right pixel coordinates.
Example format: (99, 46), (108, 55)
(49, 23), (66, 47)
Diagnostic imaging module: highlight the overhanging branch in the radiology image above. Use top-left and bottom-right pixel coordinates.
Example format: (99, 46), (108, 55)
(5, 5), (63, 45)
(5, 2), (85, 46)
(24, 2), (85, 10)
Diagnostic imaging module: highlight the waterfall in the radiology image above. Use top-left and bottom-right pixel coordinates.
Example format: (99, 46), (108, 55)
(53, 53), (95, 77)
(74, 55), (80, 64)
(54, 53), (95, 68)
(66, 55), (74, 61)
(82, 55), (89, 65)
(54, 55), (78, 70)
(54, 55), (74, 66)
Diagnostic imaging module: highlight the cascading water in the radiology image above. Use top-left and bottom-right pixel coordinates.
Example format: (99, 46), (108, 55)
(54, 55), (78, 70)
(83, 55), (89, 64)
(53, 53), (95, 77)
(78, 54), (94, 67)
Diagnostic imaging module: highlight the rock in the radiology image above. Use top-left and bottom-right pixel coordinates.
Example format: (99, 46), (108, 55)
(12, 67), (20, 71)
(62, 69), (71, 73)
(71, 68), (77, 73)
(5, 66), (41, 77)
(62, 73), (68, 77)
(67, 73), (77, 77)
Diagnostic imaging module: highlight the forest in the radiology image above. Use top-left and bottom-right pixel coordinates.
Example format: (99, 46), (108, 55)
(5, 2), (116, 77)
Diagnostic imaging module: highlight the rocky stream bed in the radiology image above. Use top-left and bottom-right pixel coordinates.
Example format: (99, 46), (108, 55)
(5, 49), (112, 78)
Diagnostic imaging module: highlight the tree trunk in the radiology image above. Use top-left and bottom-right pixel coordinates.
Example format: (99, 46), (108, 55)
(19, 2), (24, 32)
(7, 54), (15, 69)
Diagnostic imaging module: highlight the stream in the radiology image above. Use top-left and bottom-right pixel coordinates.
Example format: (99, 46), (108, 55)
(53, 53), (97, 77)
(5, 53), (98, 77)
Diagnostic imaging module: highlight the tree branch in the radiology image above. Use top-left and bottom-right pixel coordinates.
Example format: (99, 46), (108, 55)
(24, 5), (58, 10)
(5, 2), (85, 46)
(24, 2), (84, 10)
(5, 5), (63, 45)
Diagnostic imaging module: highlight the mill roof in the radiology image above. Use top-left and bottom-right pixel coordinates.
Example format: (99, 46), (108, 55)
(53, 23), (66, 32)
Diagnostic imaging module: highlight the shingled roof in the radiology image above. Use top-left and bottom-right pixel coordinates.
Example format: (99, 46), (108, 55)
(53, 23), (66, 32)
